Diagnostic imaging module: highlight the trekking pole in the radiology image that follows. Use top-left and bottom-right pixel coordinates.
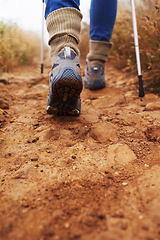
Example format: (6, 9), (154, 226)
(41, 0), (44, 74)
(130, 0), (145, 97)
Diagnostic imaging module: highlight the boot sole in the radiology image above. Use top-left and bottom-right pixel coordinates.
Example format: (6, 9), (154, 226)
(47, 68), (82, 116)
(84, 79), (106, 90)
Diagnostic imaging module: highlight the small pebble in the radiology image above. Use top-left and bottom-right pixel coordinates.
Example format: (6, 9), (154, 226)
(64, 223), (70, 228)
(31, 158), (38, 162)
(27, 137), (39, 143)
(102, 116), (108, 121)
(122, 182), (128, 186)
(107, 117), (113, 121)
(139, 215), (143, 220)
(111, 166), (116, 170)
(34, 164), (39, 169)
(144, 164), (149, 168)
(73, 166), (76, 170)
(22, 209), (28, 213)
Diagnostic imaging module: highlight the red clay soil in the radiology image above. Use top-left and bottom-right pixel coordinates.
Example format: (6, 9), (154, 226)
(0, 64), (160, 240)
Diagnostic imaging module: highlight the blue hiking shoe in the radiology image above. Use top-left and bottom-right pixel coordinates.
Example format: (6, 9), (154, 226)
(47, 47), (83, 116)
(84, 63), (106, 90)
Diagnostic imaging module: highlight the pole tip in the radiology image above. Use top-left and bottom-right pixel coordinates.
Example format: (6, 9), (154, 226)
(41, 64), (44, 74)
(138, 75), (145, 97)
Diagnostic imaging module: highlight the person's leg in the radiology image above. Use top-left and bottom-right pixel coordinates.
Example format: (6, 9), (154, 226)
(84, 0), (117, 90)
(45, 0), (83, 116)
(45, 0), (80, 19)
(45, 0), (82, 61)
(90, 0), (117, 43)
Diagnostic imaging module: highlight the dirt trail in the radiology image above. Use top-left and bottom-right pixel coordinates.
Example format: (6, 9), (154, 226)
(0, 64), (160, 240)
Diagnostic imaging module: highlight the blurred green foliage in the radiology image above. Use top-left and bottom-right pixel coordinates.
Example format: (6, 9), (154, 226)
(0, 21), (41, 72)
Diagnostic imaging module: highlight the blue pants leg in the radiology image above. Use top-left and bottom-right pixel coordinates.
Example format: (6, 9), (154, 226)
(90, 0), (117, 42)
(45, 0), (80, 18)
(45, 0), (117, 42)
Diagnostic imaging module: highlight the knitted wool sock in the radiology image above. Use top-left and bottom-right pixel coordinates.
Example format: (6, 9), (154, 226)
(87, 40), (112, 68)
(46, 7), (82, 63)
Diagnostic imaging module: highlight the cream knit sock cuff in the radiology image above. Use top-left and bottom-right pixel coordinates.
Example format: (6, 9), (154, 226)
(87, 40), (112, 63)
(46, 7), (82, 61)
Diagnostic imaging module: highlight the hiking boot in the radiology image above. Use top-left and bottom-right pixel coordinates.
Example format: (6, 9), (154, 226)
(47, 47), (83, 116)
(84, 63), (106, 90)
